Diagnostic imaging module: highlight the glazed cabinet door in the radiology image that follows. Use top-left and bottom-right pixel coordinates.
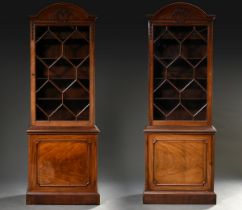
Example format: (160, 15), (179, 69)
(32, 24), (94, 127)
(146, 134), (214, 191)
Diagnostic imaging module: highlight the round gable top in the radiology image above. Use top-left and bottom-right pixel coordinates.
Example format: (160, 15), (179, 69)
(148, 2), (215, 22)
(30, 2), (96, 22)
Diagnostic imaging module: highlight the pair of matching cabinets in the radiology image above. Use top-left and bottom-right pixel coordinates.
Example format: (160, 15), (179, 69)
(27, 2), (216, 205)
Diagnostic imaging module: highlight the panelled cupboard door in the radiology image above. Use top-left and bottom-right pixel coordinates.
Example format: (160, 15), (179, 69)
(28, 134), (98, 192)
(146, 134), (214, 191)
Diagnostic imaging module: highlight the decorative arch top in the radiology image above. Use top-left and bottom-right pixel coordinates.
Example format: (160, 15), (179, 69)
(148, 2), (215, 23)
(31, 2), (96, 22)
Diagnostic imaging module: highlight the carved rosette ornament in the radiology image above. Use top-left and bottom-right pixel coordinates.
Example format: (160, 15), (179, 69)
(170, 8), (191, 23)
(54, 8), (73, 22)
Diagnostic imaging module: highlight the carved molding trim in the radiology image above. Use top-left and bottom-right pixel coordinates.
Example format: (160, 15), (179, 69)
(31, 24), (35, 40)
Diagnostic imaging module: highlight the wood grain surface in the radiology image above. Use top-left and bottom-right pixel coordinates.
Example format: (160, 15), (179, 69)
(37, 141), (90, 186)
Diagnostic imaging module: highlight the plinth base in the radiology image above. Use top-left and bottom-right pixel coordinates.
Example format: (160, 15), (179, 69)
(143, 191), (216, 204)
(26, 192), (100, 205)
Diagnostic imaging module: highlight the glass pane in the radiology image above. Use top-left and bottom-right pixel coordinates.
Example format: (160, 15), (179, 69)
(153, 25), (208, 121)
(35, 25), (90, 121)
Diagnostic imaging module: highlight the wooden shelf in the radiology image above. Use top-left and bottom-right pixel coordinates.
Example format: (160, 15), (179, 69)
(154, 77), (207, 80)
(37, 78), (89, 80)
(37, 98), (89, 100)
(154, 98), (206, 100)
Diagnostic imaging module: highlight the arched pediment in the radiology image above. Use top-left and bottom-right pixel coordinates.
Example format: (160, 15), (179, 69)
(149, 2), (215, 22)
(31, 3), (95, 22)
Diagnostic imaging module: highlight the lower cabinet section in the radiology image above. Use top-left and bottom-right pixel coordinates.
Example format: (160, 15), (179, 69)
(27, 133), (99, 205)
(144, 132), (216, 204)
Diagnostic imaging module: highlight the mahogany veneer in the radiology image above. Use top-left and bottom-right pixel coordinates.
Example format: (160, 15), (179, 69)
(143, 2), (216, 204)
(27, 3), (100, 205)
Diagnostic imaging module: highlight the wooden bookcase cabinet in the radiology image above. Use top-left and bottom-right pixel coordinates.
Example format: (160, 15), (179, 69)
(143, 2), (216, 204)
(27, 3), (100, 205)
